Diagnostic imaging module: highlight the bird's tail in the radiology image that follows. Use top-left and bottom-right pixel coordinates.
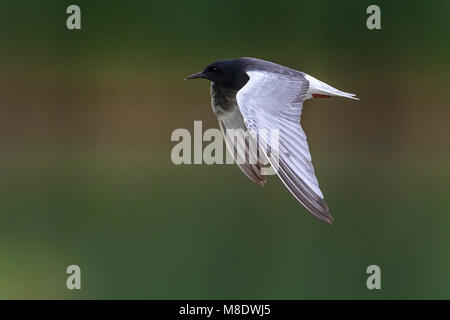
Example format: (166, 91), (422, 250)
(304, 74), (359, 100)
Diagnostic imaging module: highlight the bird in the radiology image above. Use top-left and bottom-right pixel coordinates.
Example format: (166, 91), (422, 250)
(185, 57), (358, 224)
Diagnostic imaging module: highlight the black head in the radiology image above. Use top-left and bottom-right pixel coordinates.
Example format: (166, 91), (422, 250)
(185, 59), (249, 90)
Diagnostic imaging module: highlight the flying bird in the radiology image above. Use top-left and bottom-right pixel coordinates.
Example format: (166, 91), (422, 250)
(186, 57), (358, 224)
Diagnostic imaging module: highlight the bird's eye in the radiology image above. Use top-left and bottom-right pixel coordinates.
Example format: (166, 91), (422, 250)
(210, 67), (219, 72)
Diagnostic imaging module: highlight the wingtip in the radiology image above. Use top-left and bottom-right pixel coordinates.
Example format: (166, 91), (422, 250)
(257, 179), (266, 187)
(253, 175), (266, 187)
(318, 209), (334, 225)
(321, 214), (334, 225)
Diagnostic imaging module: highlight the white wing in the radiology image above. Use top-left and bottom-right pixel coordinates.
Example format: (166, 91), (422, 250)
(236, 70), (333, 224)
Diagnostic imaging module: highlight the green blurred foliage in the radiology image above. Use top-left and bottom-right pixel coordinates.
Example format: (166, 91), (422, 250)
(0, 0), (449, 299)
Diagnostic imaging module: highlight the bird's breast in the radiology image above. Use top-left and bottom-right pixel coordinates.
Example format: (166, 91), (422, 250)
(210, 82), (238, 116)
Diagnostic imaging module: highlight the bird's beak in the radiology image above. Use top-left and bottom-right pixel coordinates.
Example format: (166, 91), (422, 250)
(185, 72), (206, 80)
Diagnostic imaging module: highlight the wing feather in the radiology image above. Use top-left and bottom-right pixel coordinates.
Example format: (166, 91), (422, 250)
(218, 109), (267, 187)
(236, 70), (333, 224)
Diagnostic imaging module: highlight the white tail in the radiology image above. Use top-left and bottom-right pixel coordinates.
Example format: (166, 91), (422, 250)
(304, 74), (359, 100)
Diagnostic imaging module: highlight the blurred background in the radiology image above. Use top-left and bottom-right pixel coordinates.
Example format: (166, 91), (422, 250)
(0, 0), (449, 299)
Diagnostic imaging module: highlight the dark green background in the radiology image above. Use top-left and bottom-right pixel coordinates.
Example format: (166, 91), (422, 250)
(0, 0), (449, 299)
